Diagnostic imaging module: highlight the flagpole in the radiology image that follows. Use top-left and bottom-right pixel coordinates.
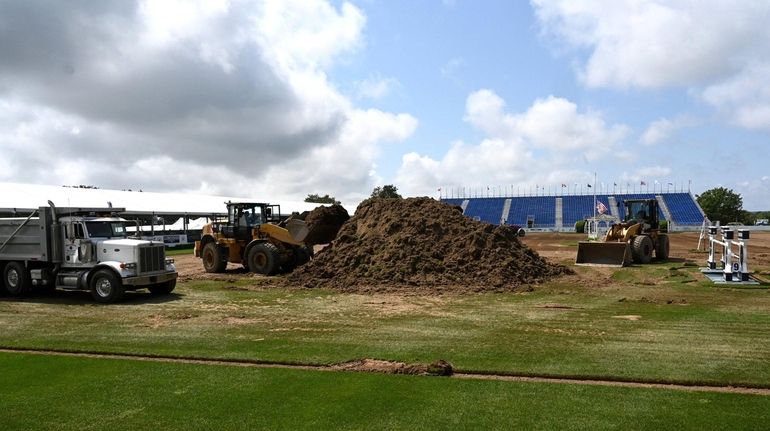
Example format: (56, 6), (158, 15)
(593, 172), (597, 221)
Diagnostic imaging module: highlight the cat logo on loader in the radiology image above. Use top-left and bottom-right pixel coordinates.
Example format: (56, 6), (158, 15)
(575, 199), (669, 267)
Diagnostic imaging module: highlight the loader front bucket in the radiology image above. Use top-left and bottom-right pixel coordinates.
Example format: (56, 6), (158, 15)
(575, 241), (632, 267)
(285, 219), (309, 243)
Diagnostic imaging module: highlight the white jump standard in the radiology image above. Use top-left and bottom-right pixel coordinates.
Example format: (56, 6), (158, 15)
(701, 226), (759, 285)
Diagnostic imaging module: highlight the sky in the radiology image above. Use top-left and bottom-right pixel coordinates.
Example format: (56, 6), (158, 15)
(0, 0), (768, 209)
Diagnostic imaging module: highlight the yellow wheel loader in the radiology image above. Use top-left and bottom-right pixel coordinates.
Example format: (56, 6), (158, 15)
(194, 202), (313, 275)
(575, 199), (669, 267)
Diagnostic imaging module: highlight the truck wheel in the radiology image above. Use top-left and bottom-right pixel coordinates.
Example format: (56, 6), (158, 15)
(148, 279), (176, 295)
(656, 234), (670, 260)
(202, 243), (226, 273)
(3, 262), (31, 296)
(631, 236), (653, 264)
(90, 269), (125, 303)
(246, 243), (279, 275)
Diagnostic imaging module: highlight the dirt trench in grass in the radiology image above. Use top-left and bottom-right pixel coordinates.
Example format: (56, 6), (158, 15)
(4, 348), (769, 396)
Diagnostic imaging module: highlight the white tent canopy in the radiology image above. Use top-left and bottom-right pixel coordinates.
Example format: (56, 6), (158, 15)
(0, 182), (344, 216)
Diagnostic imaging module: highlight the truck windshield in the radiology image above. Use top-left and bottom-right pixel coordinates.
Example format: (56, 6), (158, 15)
(86, 221), (128, 238)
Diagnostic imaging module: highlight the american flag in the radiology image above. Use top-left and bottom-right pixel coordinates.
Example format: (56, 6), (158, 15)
(597, 201), (608, 215)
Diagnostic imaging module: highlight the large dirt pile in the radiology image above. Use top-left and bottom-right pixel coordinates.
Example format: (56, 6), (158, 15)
(289, 197), (571, 292)
(302, 204), (350, 246)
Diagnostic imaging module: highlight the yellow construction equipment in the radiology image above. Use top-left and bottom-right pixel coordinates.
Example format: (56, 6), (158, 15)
(194, 202), (312, 275)
(575, 199), (669, 267)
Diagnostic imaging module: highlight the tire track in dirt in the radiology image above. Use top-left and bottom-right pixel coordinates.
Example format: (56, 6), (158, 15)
(2, 347), (768, 396)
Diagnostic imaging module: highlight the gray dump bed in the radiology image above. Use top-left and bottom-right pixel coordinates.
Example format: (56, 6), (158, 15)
(0, 207), (56, 262)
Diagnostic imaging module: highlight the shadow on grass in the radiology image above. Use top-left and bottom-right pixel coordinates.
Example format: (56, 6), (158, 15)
(0, 289), (183, 306)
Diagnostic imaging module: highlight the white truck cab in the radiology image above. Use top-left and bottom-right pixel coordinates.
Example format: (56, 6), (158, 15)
(0, 203), (178, 303)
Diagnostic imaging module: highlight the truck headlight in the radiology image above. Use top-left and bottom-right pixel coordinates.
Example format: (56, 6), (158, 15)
(165, 258), (175, 265)
(120, 262), (137, 269)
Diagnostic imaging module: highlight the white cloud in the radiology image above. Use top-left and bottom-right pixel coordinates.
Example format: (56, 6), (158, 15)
(464, 90), (628, 156)
(532, 0), (769, 88)
(701, 63), (770, 130)
(641, 118), (675, 146)
(621, 166), (672, 183)
(640, 116), (696, 145)
(440, 57), (465, 83)
(0, 0), (414, 204)
(532, 0), (770, 131)
(261, 109), (418, 203)
(396, 90), (629, 196)
(354, 75), (399, 100)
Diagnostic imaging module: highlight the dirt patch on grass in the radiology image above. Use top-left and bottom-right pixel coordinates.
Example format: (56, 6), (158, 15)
(222, 316), (265, 325)
(332, 358), (453, 376)
(288, 198), (571, 293)
(612, 315), (642, 321)
(5, 348), (769, 395)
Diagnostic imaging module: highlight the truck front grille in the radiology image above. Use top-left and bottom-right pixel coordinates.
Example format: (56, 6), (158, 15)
(139, 245), (165, 273)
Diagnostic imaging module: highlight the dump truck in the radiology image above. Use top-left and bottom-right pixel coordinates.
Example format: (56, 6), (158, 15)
(194, 201), (314, 275)
(575, 199), (669, 267)
(0, 202), (178, 303)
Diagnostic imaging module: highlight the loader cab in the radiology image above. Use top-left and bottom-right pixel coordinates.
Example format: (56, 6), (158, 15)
(623, 199), (659, 230)
(224, 202), (269, 240)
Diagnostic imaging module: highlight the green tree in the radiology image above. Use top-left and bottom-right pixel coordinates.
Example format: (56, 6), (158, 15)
(304, 194), (341, 205)
(696, 187), (743, 223)
(370, 185), (402, 199)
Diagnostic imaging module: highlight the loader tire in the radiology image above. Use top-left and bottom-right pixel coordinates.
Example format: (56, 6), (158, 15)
(202, 242), (226, 273)
(631, 235), (653, 264)
(656, 234), (670, 260)
(90, 269), (125, 303)
(247, 243), (279, 275)
(3, 262), (31, 296)
(281, 246), (312, 273)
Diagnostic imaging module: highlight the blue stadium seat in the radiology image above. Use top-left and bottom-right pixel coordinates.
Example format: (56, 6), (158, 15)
(441, 192), (704, 228)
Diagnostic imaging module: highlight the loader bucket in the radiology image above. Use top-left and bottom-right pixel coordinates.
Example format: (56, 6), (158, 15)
(575, 241), (632, 267)
(285, 219), (309, 243)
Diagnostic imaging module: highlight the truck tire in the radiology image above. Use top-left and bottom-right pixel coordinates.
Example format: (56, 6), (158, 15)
(90, 269), (125, 303)
(656, 234), (670, 260)
(631, 235), (653, 264)
(202, 242), (226, 273)
(246, 243), (279, 275)
(3, 262), (31, 296)
(148, 279), (176, 295)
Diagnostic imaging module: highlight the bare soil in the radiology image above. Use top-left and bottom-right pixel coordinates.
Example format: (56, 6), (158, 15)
(520, 231), (770, 269)
(287, 198), (571, 292)
(174, 229), (770, 287)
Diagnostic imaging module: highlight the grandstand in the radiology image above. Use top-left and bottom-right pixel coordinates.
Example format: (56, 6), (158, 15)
(442, 192), (705, 231)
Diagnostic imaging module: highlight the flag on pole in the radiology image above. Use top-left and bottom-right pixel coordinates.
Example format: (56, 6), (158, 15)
(641, 181), (647, 186)
(561, 183), (566, 187)
(597, 201), (608, 215)
(587, 184), (592, 188)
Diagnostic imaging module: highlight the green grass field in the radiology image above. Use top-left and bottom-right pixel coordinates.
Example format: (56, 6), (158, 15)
(1, 260), (769, 429)
(3, 352), (770, 430)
